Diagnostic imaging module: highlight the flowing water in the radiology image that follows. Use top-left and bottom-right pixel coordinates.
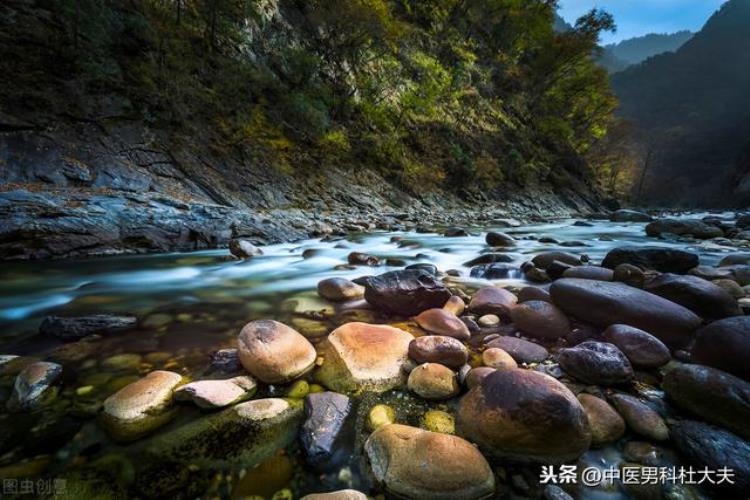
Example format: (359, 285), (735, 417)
(0, 214), (737, 498)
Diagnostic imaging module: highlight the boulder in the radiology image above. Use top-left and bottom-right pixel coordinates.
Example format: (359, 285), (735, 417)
(468, 287), (517, 317)
(481, 348), (517, 370)
(442, 296), (465, 316)
(601, 325), (670, 369)
(486, 231), (515, 247)
(469, 263), (516, 280)
(415, 309), (470, 340)
(457, 369), (590, 464)
(719, 253), (750, 266)
(692, 316), (750, 380)
(510, 300), (570, 340)
(315, 323), (413, 393)
(463, 253), (514, 267)
(609, 393), (669, 441)
(237, 320), (316, 384)
(610, 209), (652, 222)
(601, 246), (699, 274)
(364, 424), (495, 500)
(644, 273), (741, 319)
(317, 278), (365, 302)
(663, 363), (750, 440)
(100, 370), (184, 442)
(645, 219), (723, 239)
(409, 336), (468, 369)
(517, 286), (552, 303)
(39, 315), (137, 341)
(361, 270), (452, 316)
(562, 266), (614, 281)
(144, 398), (302, 468)
(465, 367), (495, 389)
(407, 363), (460, 400)
(485, 336), (549, 364)
(577, 394), (625, 446)
(532, 252), (582, 270)
(300, 392), (354, 470)
(549, 278), (701, 347)
(8, 361), (62, 411)
(557, 341), (633, 385)
(348, 252), (379, 266)
(174, 376), (256, 409)
(229, 239), (263, 259)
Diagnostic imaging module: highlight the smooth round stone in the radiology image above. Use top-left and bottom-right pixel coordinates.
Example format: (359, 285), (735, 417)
(662, 363), (750, 440)
(407, 363), (460, 400)
(238, 320), (317, 384)
(532, 252), (582, 270)
(408, 336), (468, 369)
(517, 287), (551, 303)
(712, 278), (746, 298)
(563, 266), (614, 281)
(549, 278), (702, 347)
(613, 264), (646, 288)
(692, 316), (750, 380)
(301, 491), (368, 500)
(477, 314), (500, 327)
(368, 404), (396, 431)
(364, 424), (495, 500)
(100, 370), (184, 442)
(9, 361), (62, 411)
(646, 218), (723, 239)
(317, 278), (365, 302)
(468, 287), (518, 317)
(481, 348), (517, 370)
(644, 273), (741, 319)
(609, 393), (669, 441)
(601, 324), (670, 369)
(558, 341), (634, 385)
(466, 367), (496, 389)
(361, 270), (452, 316)
(422, 410), (455, 434)
(486, 231), (515, 247)
(348, 252), (379, 266)
(315, 322), (413, 393)
(442, 296), (466, 316)
(623, 441), (663, 465)
(577, 393), (625, 446)
(602, 246), (699, 274)
(415, 309), (470, 340)
(229, 239), (263, 258)
(485, 336), (549, 364)
(457, 369), (591, 464)
(510, 301), (570, 340)
(174, 376), (257, 409)
(101, 353), (142, 372)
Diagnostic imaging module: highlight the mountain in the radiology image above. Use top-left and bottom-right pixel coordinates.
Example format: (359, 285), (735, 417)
(611, 0), (750, 206)
(600, 31), (693, 72)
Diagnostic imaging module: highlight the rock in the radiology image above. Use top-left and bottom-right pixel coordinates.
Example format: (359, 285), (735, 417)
(237, 320), (316, 384)
(144, 398), (302, 468)
(301, 491), (367, 500)
(601, 246), (699, 274)
(562, 266), (614, 281)
(347, 252), (379, 266)
(209, 348), (241, 373)
(100, 370), (184, 442)
(486, 231), (515, 247)
(549, 278), (701, 347)
(644, 273), (741, 319)
(444, 227), (469, 237)
(229, 238), (263, 259)
(457, 369), (590, 464)
(613, 263), (646, 288)
(558, 341), (633, 385)
(477, 314), (500, 327)
(361, 270), (452, 316)
(465, 367), (495, 389)
(364, 424), (495, 500)
(518, 286), (551, 303)
(315, 322), (413, 393)
(317, 278), (365, 302)
(510, 300), (570, 340)
(408, 336), (468, 369)
(469, 263), (516, 279)
(463, 253), (514, 267)
(601, 325), (670, 369)
(544, 485), (575, 500)
(415, 309), (470, 340)
(609, 393), (669, 441)
(669, 420), (750, 494)
(546, 260), (574, 280)
(442, 295), (465, 315)
(610, 209), (652, 222)
(662, 363), (750, 440)
(407, 363), (460, 400)
(368, 404), (396, 431)
(646, 219), (724, 239)
(468, 287), (517, 317)
(532, 252), (582, 270)
(39, 315), (137, 341)
(300, 392), (354, 470)
(577, 394), (625, 446)
(719, 253), (750, 266)
(692, 316), (750, 380)
(486, 336), (549, 364)
(713, 278), (745, 298)
(174, 376), (256, 409)
(422, 409), (455, 434)
(522, 264), (551, 283)
(481, 348), (517, 370)
(8, 361), (62, 411)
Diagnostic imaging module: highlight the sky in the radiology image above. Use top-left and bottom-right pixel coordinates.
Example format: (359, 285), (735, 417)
(558, 0), (728, 44)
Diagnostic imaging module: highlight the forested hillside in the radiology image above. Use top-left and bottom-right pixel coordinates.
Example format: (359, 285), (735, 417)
(599, 31), (693, 73)
(611, 0), (750, 206)
(0, 0), (616, 200)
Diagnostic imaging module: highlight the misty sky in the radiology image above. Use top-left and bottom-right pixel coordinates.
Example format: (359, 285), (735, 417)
(558, 0), (727, 44)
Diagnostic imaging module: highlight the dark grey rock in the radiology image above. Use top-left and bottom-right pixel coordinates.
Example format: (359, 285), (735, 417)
(558, 341), (634, 385)
(361, 270), (452, 316)
(300, 392), (354, 471)
(645, 273), (741, 319)
(692, 316), (750, 381)
(39, 315), (137, 341)
(602, 246), (699, 274)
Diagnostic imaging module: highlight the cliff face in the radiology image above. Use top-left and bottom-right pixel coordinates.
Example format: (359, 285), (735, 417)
(0, 1), (611, 259)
